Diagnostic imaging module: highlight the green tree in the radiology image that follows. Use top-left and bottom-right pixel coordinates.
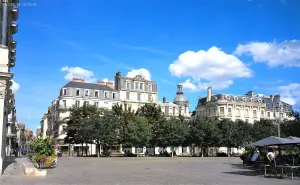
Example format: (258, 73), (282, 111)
(252, 119), (277, 141)
(281, 111), (300, 137)
(190, 116), (218, 157)
(64, 104), (100, 155)
(154, 118), (189, 157)
(217, 119), (238, 156)
(125, 116), (152, 149)
(235, 119), (253, 147)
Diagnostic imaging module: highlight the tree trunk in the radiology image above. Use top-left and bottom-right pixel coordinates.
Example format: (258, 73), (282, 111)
(91, 143), (92, 156)
(81, 143), (84, 156)
(227, 146), (230, 157)
(85, 143), (88, 156)
(171, 146), (174, 158)
(97, 141), (100, 158)
(201, 146), (204, 157)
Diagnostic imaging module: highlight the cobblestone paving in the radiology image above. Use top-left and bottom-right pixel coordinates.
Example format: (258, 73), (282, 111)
(0, 157), (299, 185)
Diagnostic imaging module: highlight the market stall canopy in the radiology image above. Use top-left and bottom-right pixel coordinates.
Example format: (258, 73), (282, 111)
(285, 136), (300, 144)
(246, 136), (292, 147)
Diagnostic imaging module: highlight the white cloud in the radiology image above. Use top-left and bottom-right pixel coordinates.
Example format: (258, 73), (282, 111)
(61, 66), (96, 83)
(126, 68), (151, 80)
(278, 83), (300, 109)
(102, 78), (114, 83)
(11, 80), (20, 93)
(234, 40), (300, 67)
(169, 46), (252, 92)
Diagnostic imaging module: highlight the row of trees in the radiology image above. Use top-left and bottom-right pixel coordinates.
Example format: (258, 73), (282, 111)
(63, 104), (300, 156)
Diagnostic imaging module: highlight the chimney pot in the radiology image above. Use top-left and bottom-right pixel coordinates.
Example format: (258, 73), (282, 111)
(98, 80), (105, 85)
(106, 81), (114, 88)
(72, 78), (85, 82)
(163, 97), (166, 103)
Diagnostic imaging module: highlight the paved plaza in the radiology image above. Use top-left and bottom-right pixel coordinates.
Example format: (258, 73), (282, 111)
(0, 157), (299, 185)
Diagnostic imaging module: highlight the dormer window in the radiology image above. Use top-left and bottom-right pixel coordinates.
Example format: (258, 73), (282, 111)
(148, 84), (152, 92)
(62, 88), (67, 95)
(95, 91), (99, 97)
(104, 91), (109, 99)
(85, 90), (89, 96)
(126, 82), (131, 89)
(112, 93), (117, 99)
(135, 82), (139, 89)
(76, 89), (80, 96)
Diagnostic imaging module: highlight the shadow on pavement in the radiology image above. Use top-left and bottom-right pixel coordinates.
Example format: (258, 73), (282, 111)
(2, 156), (18, 175)
(222, 170), (259, 177)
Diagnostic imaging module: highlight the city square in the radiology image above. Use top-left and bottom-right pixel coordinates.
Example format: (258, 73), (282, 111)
(1, 157), (299, 185)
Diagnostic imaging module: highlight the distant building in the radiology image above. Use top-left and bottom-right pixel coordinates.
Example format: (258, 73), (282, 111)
(195, 87), (293, 124)
(50, 77), (120, 143)
(16, 123), (26, 146)
(36, 128), (41, 139)
(159, 83), (191, 118)
(24, 129), (34, 143)
(114, 71), (158, 112)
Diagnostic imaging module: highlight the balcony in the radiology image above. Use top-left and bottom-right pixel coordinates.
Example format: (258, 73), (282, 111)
(57, 105), (72, 111)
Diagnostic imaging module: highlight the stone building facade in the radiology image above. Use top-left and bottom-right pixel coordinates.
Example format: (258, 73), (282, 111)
(159, 83), (191, 118)
(0, 0), (19, 174)
(49, 77), (120, 143)
(195, 87), (292, 124)
(114, 72), (158, 112)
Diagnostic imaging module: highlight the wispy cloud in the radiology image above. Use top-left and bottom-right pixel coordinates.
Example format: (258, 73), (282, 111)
(161, 78), (175, 85)
(94, 54), (133, 69)
(30, 21), (60, 32)
(63, 41), (84, 51)
(114, 44), (175, 55)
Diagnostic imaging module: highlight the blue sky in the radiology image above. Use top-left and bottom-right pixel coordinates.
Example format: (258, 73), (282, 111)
(13, 0), (300, 131)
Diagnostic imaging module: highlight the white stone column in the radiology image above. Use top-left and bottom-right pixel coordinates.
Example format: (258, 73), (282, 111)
(0, 73), (13, 174)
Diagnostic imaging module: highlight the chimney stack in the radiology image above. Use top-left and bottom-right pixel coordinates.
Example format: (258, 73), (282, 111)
(106, 81), (114, 89)
(98, 80), (105, 85)
(270, 95), (273, 101)
(247, 91), (253, 97)
(163, 97), (166, 103)
(72, 78), (85, 83)
(206, 86), (212, 102)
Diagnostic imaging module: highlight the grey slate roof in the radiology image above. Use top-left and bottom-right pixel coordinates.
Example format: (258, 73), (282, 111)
(197, 93), (292, 111)
(63, 81), (117, 91)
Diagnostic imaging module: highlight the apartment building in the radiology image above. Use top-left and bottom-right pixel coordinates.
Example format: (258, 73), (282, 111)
(195, 87), (293, 123)
(50, 77), (120, 143)
(114, 71), (158, 111)
(159, 83), (191, 118)
(0, 0), (19, 174)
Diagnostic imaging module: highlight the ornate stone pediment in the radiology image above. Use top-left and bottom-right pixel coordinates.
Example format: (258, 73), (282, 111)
(134, 75), (145, 81)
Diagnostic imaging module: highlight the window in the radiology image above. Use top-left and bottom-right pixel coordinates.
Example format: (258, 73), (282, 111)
(220, 107), (224, 115)
(268, 112), (270, 117)
(165, 106), (169, 116)
(173, 107), (175, 115)
(273, 112), (276, 117)
(137, 93), (141, 101)
(228, 108), (232, 116)
(261, 110), (264, 117)
(95, 91), (99, 97)
(104, 92), (109, 99)
(112, 93), (116, 99)
(75, 101), (80, 107)
(76, 89), (80, 96)
(280, 113), (283, 118)
(245, 109), (249, 117)
(140, 83), (144, 90)
(62, 88), (67, 95)
(135, 82), (139, 89)
(62, 100), (66, 108)
(237, 109), (240, 117)
(83, 101), (89, 106)
(126, 92), (130, 100)
(245, 119), (249, 123)
(126, 82), (130, 89)
(148, 84), (152, 92)
(95, 102), (99, 107)
(208, 109), (211, 116)
(85, 90), (89, 96)
(253, 110), (257, 117)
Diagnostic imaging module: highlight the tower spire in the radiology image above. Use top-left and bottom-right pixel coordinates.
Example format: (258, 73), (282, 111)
(176, 83), (184, 95)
